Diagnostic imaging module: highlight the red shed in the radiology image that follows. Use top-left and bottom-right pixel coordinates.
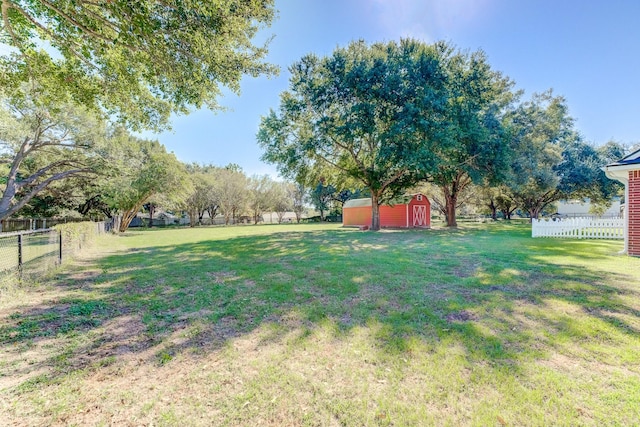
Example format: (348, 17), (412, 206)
(342, 194), (431, 228)
(604, 148), (640, 256)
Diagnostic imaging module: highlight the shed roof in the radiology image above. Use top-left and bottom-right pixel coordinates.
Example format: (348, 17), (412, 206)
(343, 193), (428, 208)
(343, 198), (372, 208)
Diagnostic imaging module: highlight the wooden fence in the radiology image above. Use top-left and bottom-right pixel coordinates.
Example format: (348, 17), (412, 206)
(532, 217), (624, 239)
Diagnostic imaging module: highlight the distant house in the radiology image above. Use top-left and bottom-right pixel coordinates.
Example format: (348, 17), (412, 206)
(555, 198), (621, 218)
(343, 194), (430, 229)
(604, 148), (640, 256)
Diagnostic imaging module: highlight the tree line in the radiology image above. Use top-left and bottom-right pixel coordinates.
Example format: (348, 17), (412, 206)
(0, 85), (308, 231)
(257, 39), (628, 229)
(0, 80), (357, 231)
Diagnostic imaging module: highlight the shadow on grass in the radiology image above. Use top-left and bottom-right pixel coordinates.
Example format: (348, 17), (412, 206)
(1, 225), (638, 390)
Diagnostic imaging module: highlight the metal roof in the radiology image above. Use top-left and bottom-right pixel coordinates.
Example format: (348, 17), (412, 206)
(343, 198), (372, 208)
(343, 193), (428, 208)
(607, 148), (640, 167)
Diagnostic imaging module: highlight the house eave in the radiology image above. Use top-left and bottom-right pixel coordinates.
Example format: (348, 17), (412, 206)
(603, 164), (637, 183)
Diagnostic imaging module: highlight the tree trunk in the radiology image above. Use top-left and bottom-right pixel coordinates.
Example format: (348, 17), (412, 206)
(488, 199), (497, 221)
(120, 209), (138, 232)
(529, 207), (542, 221)
(148, 204), (155, 228)
(440, 173), (469, 227)
(445, 195), (457, 227)
(112, 216), (121, 232)
(442, 184), (458, 227)
(370, 192), (381, 231)
(207, 207), (218, 225)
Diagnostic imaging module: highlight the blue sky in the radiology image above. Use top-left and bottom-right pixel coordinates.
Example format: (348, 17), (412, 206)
(149, 0), (640, 177)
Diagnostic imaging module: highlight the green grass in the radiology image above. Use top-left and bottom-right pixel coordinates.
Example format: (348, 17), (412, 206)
(1, 222), (639, 426)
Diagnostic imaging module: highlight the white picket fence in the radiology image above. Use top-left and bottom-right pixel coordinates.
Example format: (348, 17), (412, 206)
(532, 217), (624, 239)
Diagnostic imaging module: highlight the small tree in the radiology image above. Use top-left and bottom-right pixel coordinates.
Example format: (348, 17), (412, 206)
(271, 182), (292, 223)
(495, 189), (518, 220)
(184, 165), (218, 226)
(309, 179), (334, 221)
(101, 134), (190, 232)
(248, 175), (276, 224)
(503, 91), (619, 220)
(215, 166), (248, 225)
(286, 182), (306, 223)
(504, 91), (572, 220)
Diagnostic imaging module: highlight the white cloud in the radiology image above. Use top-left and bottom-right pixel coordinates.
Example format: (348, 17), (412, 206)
(365, 0), (493, 41)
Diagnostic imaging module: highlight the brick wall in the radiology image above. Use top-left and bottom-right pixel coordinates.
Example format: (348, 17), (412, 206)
(629, 170), (640, 256)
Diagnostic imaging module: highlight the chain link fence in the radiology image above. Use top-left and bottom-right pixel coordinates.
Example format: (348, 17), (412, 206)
(0, 229), (60, 285)
(0, 222), (108, 288)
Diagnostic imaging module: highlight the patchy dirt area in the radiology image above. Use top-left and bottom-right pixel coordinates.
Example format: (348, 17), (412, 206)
(446, 310), (479, 322)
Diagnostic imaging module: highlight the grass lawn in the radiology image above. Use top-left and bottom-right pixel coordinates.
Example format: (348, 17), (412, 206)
(1, 221), (639, 426)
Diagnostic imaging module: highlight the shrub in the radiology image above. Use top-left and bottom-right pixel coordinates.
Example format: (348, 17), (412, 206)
(54, 222), (104, 258)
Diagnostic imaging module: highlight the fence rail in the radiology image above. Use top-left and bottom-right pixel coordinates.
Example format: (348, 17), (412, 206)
(1, 222), (107, 286)
(532, 217), (624, 239)
(0, 229), (61, 285)
(0, 217), (94, 233)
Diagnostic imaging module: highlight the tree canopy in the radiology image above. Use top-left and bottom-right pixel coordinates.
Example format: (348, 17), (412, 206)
(501, 91), (624, 219)
(424, 46), (515, 226)
(258, 39), (449, 230)
(97, 129), (190, 232)
(0, 0), (277, 130)
(183, 163), (219, 227)
(0, 81), (105, 221)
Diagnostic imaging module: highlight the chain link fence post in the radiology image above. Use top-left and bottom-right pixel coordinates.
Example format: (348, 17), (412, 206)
(58, 230), (63, 265)
(17, 234), (23, 281)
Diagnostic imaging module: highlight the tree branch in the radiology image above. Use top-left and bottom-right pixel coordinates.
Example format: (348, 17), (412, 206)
(1, 0), (26, 54)
(0, 167), (92, 219)
(5, 1), (100, 70)
(380, 168), (408, 191)
(15, 160), (86, 189)
(39, 0), (116, 44)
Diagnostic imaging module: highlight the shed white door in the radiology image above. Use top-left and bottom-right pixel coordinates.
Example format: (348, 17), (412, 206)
(413, 205), (427, 226)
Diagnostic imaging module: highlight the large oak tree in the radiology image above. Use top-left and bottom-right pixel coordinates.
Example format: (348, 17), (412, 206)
(425, 46), (514, 226)
(258, 39), (448, 230)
